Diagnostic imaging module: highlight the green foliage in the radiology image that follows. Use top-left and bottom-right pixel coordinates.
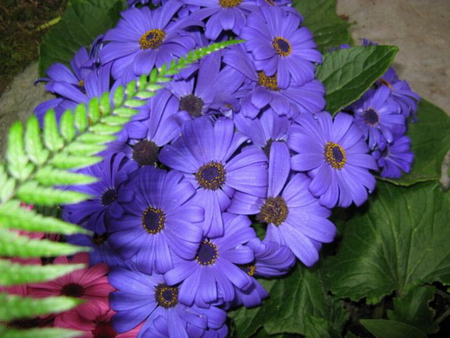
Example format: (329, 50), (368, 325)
(383, 100), (450, 186)
(1, 41), (240, 333)
(324, 181), (450, 302)
(38, 0), (125, 76)
(316, 45), (399, 114)
(229, 263), (348, 337)
(292, 0), (353, 52)
(360, 320), (427, 338)
(0, 326), (83, 338)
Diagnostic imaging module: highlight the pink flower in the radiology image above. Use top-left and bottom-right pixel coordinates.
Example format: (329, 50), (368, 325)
(29, 253), (115, 324)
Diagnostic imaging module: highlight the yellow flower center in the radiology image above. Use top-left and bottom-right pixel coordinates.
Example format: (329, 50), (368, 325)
(139, 29), (166, 50)
(258, 72), (280, 91)
(324, 141), (346, 169)
(272, 37), (292, 57)
(219, 0), (242, 8)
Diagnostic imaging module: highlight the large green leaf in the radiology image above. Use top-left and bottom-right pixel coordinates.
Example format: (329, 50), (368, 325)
(229, 264), (348, 337)
(38, 0), (124, 76)
(387, 286), (438, 335)
(316, 45), (398, 114)
(325, 181), (450, 302)
(292, 0), (353, 53)
(381, 100), (450, 186)
(360, 320), (427, 338)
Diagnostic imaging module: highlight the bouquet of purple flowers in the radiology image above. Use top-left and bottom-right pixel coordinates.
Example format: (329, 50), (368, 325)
(2, 0), (450, 337)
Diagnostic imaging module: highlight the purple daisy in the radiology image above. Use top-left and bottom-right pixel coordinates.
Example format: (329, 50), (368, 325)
(166, 52), (245, 119)
(100, 2), (197, 80)
(164, 212), (256, 307)
(241, 6), (322, 89)
(108, 268), (227, 337)
(229, 141), (336, 266)
(126, 89), (188, 167)
(159, 117), (268, 237)
(223, 45), (325, 119)
(181, 0), (259, 40)
(373, 134), (414, 179)
(352, 86), (405, 150)
(62, 152), (138, 234)
(289, 112), (378, 209)
(108, 166), (204, 275)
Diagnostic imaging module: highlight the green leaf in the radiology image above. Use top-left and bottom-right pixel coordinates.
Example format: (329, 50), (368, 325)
(50, 153), (102, 169)
(25, 116), (48, 165)
(0, 164), (16, 202)
(88, 123), (123, 135)
(100, 115), (130, 126)
(0, 228), (89, 258)
(38, 0), (124, 76)
(0, 326), (83, 338)
(74, 104), (88, 132)
(88, 97), (101, 124)
(0, 201), (90, 235)
(292, 0), (353, 52)
(75, 133), (116, 144)
(34, 166), (98, 186)
(64, 142), (106, 156)
(360, 320), (427, 338)
(229, 264), (348, 337)
(113, 107), (139, 118)
(43, 110), (64, 152)
(16, 181), (90, 206)
(59, 110), (77, 142)
(6, 121), (33, 181)
(381, 100), (450, 186)
(0, 293), (82, 322)
(0, 260), (85, 286)
(316, 45), (398, 114)
(387, 286), (438, 335)
(303, 315), (342, 338)
(325, 181), (450, 302)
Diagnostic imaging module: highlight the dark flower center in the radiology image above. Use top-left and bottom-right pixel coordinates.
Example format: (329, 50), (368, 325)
(101, 188), (117, 206)
(239, 263), (256, 276)
(142, 206), (165, 234)
(196, 240), (219, 266)
(179, 94), (204, 117)
(92, 321), (118, 338)
(257, 196), (288, 226)
(219, 0), (242, 7)
(93, 232), (108, 246)
(263, 139), (274, 157)
(155, 284), (179, 308)
(132, 139), (159, 167)
(363, 108), (380, 126)
(324, 141), (346, 169)
(139, 29), (166, 50)
(195, 161), (226, 190)
(61, 282), (84, 297)
(264, 0), (276, 5)
(7, 318), (40, 329)
(272, 37), (292, 57)
(258, 72), (280, 91)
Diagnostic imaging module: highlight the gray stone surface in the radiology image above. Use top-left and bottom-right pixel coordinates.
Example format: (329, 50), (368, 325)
(0, 62), (52, 156)
(337, 0), (450, 116)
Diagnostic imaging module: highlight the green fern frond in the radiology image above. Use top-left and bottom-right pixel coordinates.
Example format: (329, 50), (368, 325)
(0, 260), (85, 286)
(0, 293), (83, 322)
(0, 326), (83, 338)
(0, 201), (90, 235)
(0, 228), (89, 258)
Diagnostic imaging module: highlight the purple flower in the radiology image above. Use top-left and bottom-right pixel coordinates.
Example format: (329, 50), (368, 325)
(159, 117), (268, 237)
(126, 89), (188, 167)
(181, 0), (259, 40)
(241, 7), (322, 89)
(373, 134), (414, 179)
(352, 86), (405, 150)
(166, 52), (244, 119)
(62, 153), (137, 234)
(289, 112), (378, 208)
(378, 68), (420, 121)
(164, 213), (256, 307)
(108, 268), (227, 337)
(229, 141), (335, 266)
(223, 45), (325, 119)
(108, 166), (204, 274)
(100, 2), (197, 80)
